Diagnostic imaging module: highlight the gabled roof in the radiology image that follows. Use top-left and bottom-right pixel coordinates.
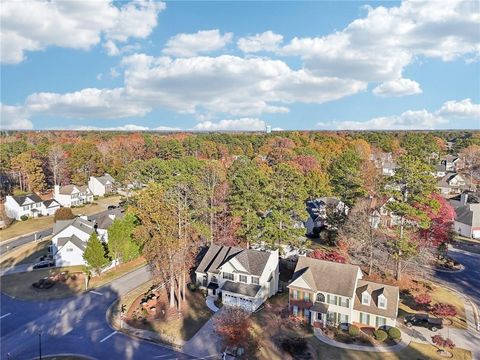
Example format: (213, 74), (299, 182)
(353, 279), (399, 319)
(95, 213), (119, 229)
(306, 197), (343, 220)
(9, 193), (43, 206)
(53, 217), (95, 236)
(455, 204), (480, 227)
(435, 164), (447, 172)
(56, 234), (87, 252)
(94, 174), (115, 185)
(437, 172), (467, 188)
(43, 199), (60, 208)
(289, 256), (360, 297)
(57, 184), (90, 195)
(196, 245), (272, 276)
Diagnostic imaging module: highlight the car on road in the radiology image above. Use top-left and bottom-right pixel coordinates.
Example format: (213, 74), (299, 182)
(107, 205), (117, 210)
(33, 260), (55, 269)
(404, 313), (443, 331)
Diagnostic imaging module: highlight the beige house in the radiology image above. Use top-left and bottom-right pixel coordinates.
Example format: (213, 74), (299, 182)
(288, 257), (399, 329)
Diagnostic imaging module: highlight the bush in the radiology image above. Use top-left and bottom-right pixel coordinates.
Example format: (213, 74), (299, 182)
(374, 329), (388, 342)
(348, 325), (360, 337)
(280, 336), (307, 355)
(432, 335), (455, 349)
(414, 293), (432, 308)
(54, 207), (75, 222)
(430, 303), (457, 318)
(20, 215), (28, 221)
(187, 282), (197, 291)
(388, 327), (401, 340)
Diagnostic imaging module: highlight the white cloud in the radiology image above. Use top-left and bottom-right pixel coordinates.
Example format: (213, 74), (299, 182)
(279, 0), (479, 82)
(163, 30), (233, 57)
(0, 0), (165, 64)
(193, 118), (266, 131)
(0, 104), (33, 130)
(69, 124), (180, 131)
(317, 98), (479, 130)
(437, 98), (480, 118)
(237, 31), (283, 53)
(373, 78), (422, 97)
(103, 40), (120, 56)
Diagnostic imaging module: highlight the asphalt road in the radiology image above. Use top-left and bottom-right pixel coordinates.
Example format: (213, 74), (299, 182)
(0, 210), (113, 255)
(0, 266), (197, 360)
(433, 246), (480, 309)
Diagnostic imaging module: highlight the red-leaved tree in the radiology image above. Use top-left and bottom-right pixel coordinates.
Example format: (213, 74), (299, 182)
(430, 303), (457, 318)
(414, 293), (432, 310)
(420, 194), (455, 248)
(432, 335), (455, 349)
(214, 306), (253, 347)
(309, 249), (346, 263)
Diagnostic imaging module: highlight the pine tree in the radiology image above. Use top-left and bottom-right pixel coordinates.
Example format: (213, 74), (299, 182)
(83, 232), (109, 275)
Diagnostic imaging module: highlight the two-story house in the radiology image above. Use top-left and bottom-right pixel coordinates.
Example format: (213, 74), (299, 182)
(437, 173), (468, 195)
(441, 155), (459, 172)
(288, 257), (399, 329)
(4, 194), (60, 220)
(195, 245), (279, 311)
(88, 174), (115, 197)
(54, 184), (94, 207)
(305, 198), (347, 237)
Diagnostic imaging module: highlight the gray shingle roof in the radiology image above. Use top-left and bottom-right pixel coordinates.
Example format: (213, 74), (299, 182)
(43, 199), (60, 208)
(455, 204), (480, 227)
(53, 217), (95, 236)
(10, 193), (43, 205)
(56, 234), (87, 252)
(221, 281), (261, 297)
(306, 197), (342, 221)
(353, 280), (399, 319)
(95, 174), (115, 185)
(290, 256), (360, 297)
(58, 185), (90, 195)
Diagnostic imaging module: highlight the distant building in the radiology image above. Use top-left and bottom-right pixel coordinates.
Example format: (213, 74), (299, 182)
(54, 184), (93, 207)
(266, 125), (272, 133)
(454, 203), (480, 239)
(436, 173), (468, 195)
(4, 194), (60, 220)
(88, 174), (115, 197)
(305, 198), (347, 237)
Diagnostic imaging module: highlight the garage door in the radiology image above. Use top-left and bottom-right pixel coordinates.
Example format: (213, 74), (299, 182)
(223, 294), (254, 311)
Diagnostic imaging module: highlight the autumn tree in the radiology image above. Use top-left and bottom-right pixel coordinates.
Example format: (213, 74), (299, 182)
(309, 249), (347, 263)
(69, 142), (102, 184)
(107, 212), (140, 266)
(83, 232), (110, 275)
(459, 144), (480, 185)
(11, 151), (46, 192)
(214, 306), (254, 348)
(48, 144), (67, 186)
(54, 207), (75, 222)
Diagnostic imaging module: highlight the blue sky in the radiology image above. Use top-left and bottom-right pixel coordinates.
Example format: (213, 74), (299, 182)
(1, 0), (479, 131)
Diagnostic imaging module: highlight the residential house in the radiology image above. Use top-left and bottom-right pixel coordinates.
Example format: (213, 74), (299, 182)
(88, 174), (115, 197)
(305, 198), (347, 237)
(54, 184), (94, 207)
(437, 173), (468, 195)
(441, 155), (459, 172)
(449, 192), (480, 209)
(434, 164), (447, 178)
(381, 162), (397, 177)
(195, 245), (279, 311)
(454, 203), (480, 239)
(288, 257), (399, 329)
(4, 194), (60, 220)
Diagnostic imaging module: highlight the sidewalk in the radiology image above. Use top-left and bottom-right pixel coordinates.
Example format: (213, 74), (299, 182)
(206, 295), (220, 312)
(182, 310), (222, 358)
(313, 328), (411, 353)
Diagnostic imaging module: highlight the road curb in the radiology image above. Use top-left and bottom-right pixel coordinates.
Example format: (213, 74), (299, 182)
(29, 353), (98, 360)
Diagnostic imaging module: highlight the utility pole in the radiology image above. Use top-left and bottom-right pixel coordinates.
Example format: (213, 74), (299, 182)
(38, 332), (42, 360)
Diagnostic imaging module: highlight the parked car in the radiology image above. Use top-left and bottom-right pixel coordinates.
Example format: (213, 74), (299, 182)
(404, 314), (443, 331)
(107, 205), (117, 210)
(33, 261), (55, 269)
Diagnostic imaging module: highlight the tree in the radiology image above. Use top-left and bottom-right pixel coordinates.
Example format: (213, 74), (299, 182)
(83, 232), (109, 274)
(48, 144), (67, 186)
(11, 151), (46, 192)
(107, 212), (140, 266)
(309, 249), (346, 263)
(459, 144), (480, 186)
(414, 293), (432, 310)
(384, 155), (437, 280)
(68, 142), (102, 184)
(54, 207), (75, 222)
(201, 162), (226, 245)
(214, 306), (254, 347)
(432, 335), (455, 350)
(419, 194), (455, 248)
(430, 303), (457, 318)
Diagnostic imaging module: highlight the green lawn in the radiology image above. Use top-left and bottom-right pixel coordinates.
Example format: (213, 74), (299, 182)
(0, 239), (50, 268)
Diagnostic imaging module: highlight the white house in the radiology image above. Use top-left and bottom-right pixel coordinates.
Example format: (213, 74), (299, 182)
(437, 173), (468, 195)
(51, 213), (118, 267)
(288, 257), (399, 329)
(441, 155), (459, 172)
(454, 203), (480, 239)
(195, 245), (279, 312)
(54, 184), (94, 207)
(305, 198), (347, 237)
(88, 174), (115, 197)
(4, 194), (60, 220)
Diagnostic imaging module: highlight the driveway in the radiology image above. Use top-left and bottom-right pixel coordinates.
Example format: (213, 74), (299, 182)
(183, 309), (222, 358)
(0, 266), (197, 360)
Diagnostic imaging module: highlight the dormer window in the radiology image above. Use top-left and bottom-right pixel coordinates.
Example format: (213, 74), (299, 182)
(362, 291), (370, 305)
(223, 272), (234, 281)
(378, 294), (387, 309)
(316, 293), (325, 303)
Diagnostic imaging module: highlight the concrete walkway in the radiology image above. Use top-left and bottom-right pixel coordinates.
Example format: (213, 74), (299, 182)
(183, 310), (222, 358)
(313, 328), (411, 352)
(206, 295), (220, 312)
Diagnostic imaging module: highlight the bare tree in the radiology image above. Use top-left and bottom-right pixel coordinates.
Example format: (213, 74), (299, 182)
(48, 144), (67, 186)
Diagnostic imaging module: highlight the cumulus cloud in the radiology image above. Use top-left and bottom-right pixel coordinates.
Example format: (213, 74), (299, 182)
(373, 78), (422, 97)
(0, 104), (33, 130)
(279, 0), (479, 82)
(70, 124), (179, 131)
(317, 98), (479, 130)
(193, 118), (266, 131)
(0, 0), (165, 64)
(163, 30), (233, 57)
(237, 31), (283, 53)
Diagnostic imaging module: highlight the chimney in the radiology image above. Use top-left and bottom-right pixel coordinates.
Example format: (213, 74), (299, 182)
(460, 193), (469, 205)
(54, 184), (60, 195)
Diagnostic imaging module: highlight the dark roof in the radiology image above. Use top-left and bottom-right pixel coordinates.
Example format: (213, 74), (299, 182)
(289, 257), (360, 297)
(311, 302), (329, 313)
(207, 282), (219, 290)
(43, 199), (60, 208)
(95, 174), (115, 185)
(455, 204), (480, 227)
(221, 281), (261, 297)
(353, 280), (399, 319)
(306, 197), (342, 220)
(95, 211), (122, 229)
(449, 192), (480, 206)
(56, 234), (87, 251)
(436, 164), (446, 172)
(232, 249), (272, 276)
(10, 193), (43, 205)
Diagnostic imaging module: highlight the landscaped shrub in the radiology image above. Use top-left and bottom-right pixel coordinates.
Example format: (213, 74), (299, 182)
(187, 282), (197, 291)
(414, 293), (432, 309)
(374, 329), (388, 342)
(20, 215), (28, 221)
(388, 327), (401, 340)
(430, 303), (457, 318)
(348, 325), (360, 337)
(432, 335), (455, 349)
(280, 336), (308, 355)
(54, 207), (75, 221)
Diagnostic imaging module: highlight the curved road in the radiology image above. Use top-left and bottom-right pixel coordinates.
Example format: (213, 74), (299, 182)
(0, 266), (196, 360)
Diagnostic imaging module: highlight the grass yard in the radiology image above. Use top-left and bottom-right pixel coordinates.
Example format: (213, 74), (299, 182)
(0, 258), (146, 300)
(0, 196), (122, 242)
(399, 282), (468, 330)
(0, 239), (51, 268)
(124, 286), (212, 344)
(252, 294), (472, 360)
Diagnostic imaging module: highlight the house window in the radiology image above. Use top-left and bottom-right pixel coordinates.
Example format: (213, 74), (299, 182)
(376, 316), (387, 328)
(327, 294), (337, 305)
(339, 297), (350, 307)
(239, 275), (247, 283)
(304, 292), (310, 301)
(362, 292), (370, 305)
(304, 308), (310, 318)
(317, 312), (322, 321)
(223, 272), (234, 281)
(66, 248), (73, 252)
(251, 276), (259, 285)
(316, 293), (325, 303)
(293, 290), (299, 300)
(359, 312), (370, 325)
(378, 296), (387, 309)
(327, 311), (336, 324)
(23, 206), (29, 210)
(338, 313), (349, 324)
(292, 305), (298, 316)
(211, 275), (218, 283)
